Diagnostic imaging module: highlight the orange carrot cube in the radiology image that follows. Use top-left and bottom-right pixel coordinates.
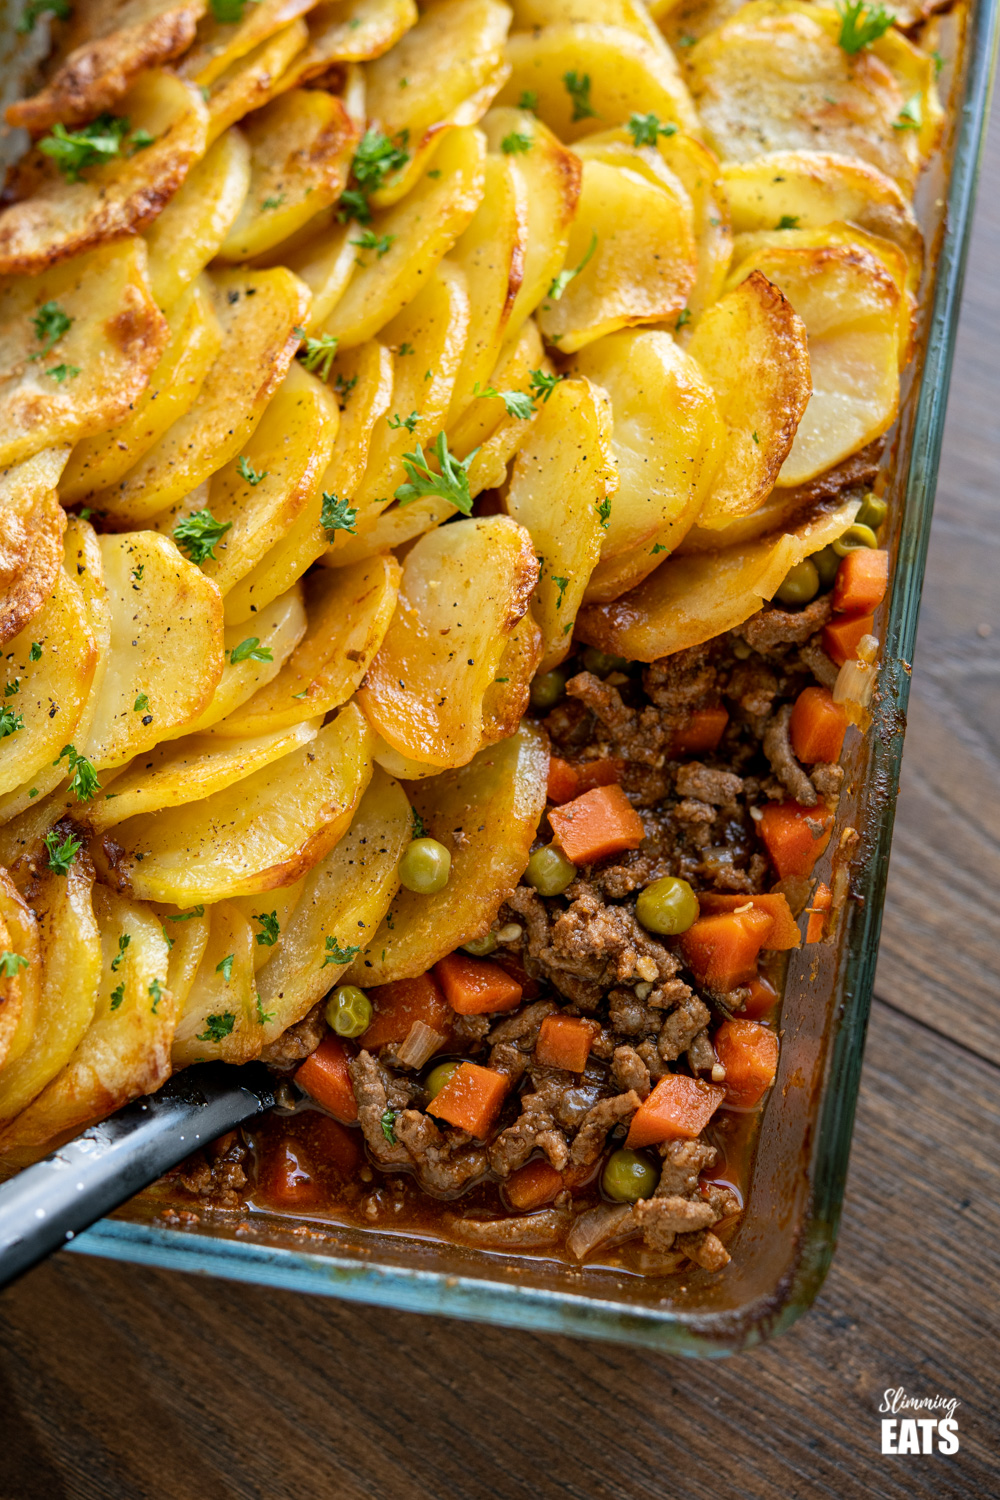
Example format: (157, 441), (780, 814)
(505, 1158), (564, 1211)
(363, 973), (451, 1049)
(822, 612), (875, 667)
(714, 1019), (779, 1109)
(548, 783), (645, 865)
(789, 685), (848, 764)
(626, 1075), (726, 1147)
(832, 549), (888, 615)
(535, 1014), (598, 1073)
(427, 1062), (509, 1137)
(433, 952), (523, 1015)
(696, 893), (801, 951)
(296, 1035), (358, 1123)
(679, 907), (774, 989)
(759, 800), (833, 880)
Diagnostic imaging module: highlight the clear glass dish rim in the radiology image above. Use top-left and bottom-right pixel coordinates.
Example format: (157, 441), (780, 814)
(64, 0), (1000, 1354)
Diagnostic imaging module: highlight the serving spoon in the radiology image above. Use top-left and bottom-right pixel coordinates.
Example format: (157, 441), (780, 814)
(0, 1063), (275, 1291)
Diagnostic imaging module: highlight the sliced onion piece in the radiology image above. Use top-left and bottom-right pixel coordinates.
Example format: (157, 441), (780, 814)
(395, 1020), (447, 1070)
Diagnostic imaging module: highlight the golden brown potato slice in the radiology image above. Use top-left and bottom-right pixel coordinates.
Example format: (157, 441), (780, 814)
(97, 704), (374, 905)
(576, 497), (860, 662)
(217, 89), (359, 262)
(0, 886), (174, 1150)
(0, 909), (24, 1075)
(509, 0), (668, 48)
(88, 721), (320, 832)
(83, 532), (225, 771)
(6, 0), (206, 132)
(143, 127), (251, 311)
(357, 516), (538, 767)
(210, 556), (401, 738)
(498, 23), (697, 141)
(275, 0), (418, 92)
(170, 901), (259, 1066)
(254, 766), (411, 1037)
(226, 881), (305, 974)
(0, 572), (97, 801)
(503, 376), (614, 670)
(93, 266), (309, 523)
(61, 280), (223, 505)
(0, 240), (167, 472)
(150, 361), (339, 597)
(0, 449), (68, 648)
(568, 329), (723, 584)
(179, 0), (319, 86)
(480, 609), (544, 745)
(204, 17), (309, 145)
(0, 71), (208, 277)
(324, 125), (485, 348)
(279, 220), (358, 334)
(0, 861), (101, 1134)
(447, 315), (543, 460)
(348, 725), (548, 985)
(686, 269), (810, 524)
(364, 0), (511, 204)
(0, 872), (41, 1071)
(536, 157), (696, 353)
(155, 902), (211, 1010)
(724, 245), (901, 488)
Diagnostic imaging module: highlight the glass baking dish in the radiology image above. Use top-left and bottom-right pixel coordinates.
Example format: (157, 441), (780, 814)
(12, 0), (992, 1353)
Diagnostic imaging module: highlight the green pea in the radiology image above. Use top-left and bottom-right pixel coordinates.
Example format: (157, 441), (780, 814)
(774, 557), (820, 607)
(325, 985), (372, 1039)
(529, 669), (566, 711)
(398, 837), (451, 894)
(635, 875), (700, 936)
(425, 1060), (461, 1099)
(811, 545), (841, 589)
(602, 1147), (659, 1203)
(832, 522), (879, 558)
(525, 844), (577, 897)
(462, 931), (498, 957)
(855, 491), (888, 531)
(581, 647), (630, 677)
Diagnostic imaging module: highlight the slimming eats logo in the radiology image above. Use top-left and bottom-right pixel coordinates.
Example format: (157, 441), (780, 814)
(879, 1388), (960, 1454)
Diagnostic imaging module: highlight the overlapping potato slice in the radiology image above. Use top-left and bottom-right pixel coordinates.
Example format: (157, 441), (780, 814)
(0, 449), (68, 647)
(0, 240), (167, 472)
(0, 71), (208, 277)
(143, 127), (251, 310)
(576, 496), (860, 662)
(210, 556), (401, 738)
(0, 887), (174, 1150)
(0, 572), (97, 800)
(356, 516), (538, 768)
(685, 268), (810, 525)
(686, 0), (925, 192)
(251, 767), (411, 1040)
(0, 873), (41, 1071)
(0, 907), (24, 1073)
(0, 862), (101, 1135)
(279, 221), (357, 334)
(274, 0), (418, 93)
(96, 704), (373, 905)
(509, 0), (669, 50)
(480, 609), (544, 744)
(158, 902), (211, 1011)
(179, 0), (319, 87)
(93, 267), (309, 523)
(447, 315), (543, 460)
(348, 725), (548, 986)
(227, 882), (306, 973)
(6, 0), (207, 132)
(170, 901), (259, 1066)
(217, 89), (359, 262)
(503, 376), (614, 670)
(723, 245), (901, 488)
(324, 125), (485, 347)
(480, 108), (582, 333)
(88, 721), (320, 833)
(204, 18), (309, 146)
(568, 329), (723, 589)
(498, 23), (697, 141)
(61, 280), (223, 505)
(363, 0), (511, 203)
(151, 361), (339, 597)
(82, 532), (224, 771)
(536, 157), (696, 353)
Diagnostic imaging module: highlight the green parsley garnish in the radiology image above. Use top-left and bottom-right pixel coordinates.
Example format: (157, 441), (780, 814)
(294, 327), (339, 381)
(627, 112), (677, 147)
(261, 193), (285, 210)
(237, 454), (268, 486)
(552, 576), (570, 609)
(501, 131), (533, 155)
(529, 368), (564, 403)
(352, 229), (396, 261)
(30, 301), (72, 358)
(562, 70), (597, 122)
(322, 936), (361, 968)
(131, 563), (144, 583)
(473, 383), (534, 420)
(53, 743), (100, 801)
(109, 981), (125, 1011)
(836, 0), (893, 52)
(4, 681), (18, 697)
(893, 94), (922, 132)
(254, 911), (280, 947)
(47, 363), (80, 383)
(651, 542), (668, 555)
(29, 642), (43, 661)
(411, 807), (426, 839)
(216, 954), (235, 983)
(380, 1108), (398, 1144)
(229, 637), (273, 665)
(210, 0), (246, 21)
(110, 933), (131, 973)
(255, 996), (276, 1026)
(395, 431), (478, 515)
(168, 906), (205, 921)
(548, 231), (598, 302)
(0, 951), (29, 978)
(38, 113), (131, 182)
(17, 0), (71, 33)
(149, 978), (164, 1012)
(134, 693), (149, 712)
(197, 1011), (235, 1042)
(0, 705), (24, 739)
(338, 127), (410, 223)
(173, 508), (232, 563)
(777, 214), (800, 230)
(751, 429), (760, 444)
(320, 491), (358, 535)
(44, 828), (82, 875)
(387, 409), (421, 432)
(596, 496), (612, 529)
(675, 308), (692, 330)
(518, 90), (538, 112)
(129, 128), (155, 155)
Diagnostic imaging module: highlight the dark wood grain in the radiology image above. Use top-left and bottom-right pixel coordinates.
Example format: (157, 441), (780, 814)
(2, 71), (999, 1500)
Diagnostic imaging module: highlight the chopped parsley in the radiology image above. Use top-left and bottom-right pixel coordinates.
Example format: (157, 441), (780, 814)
(0, 951), (29, 978)
(627, 112), (677, 147)
(294, 327), (339, 381)
(562, 70), (597, 123)
(547, 230), (598, 302)
(473, 383), (534, 420)
(339, 127), (410, 223)
(836, 0), (894, 52)
(197, 1011), (235, 1042)
(47, 363), (80, 383)
(53, 743), (100, 801)
(387, 409), (421, 432)
(352, 230), (396, 261)
(0, 705), (23, 739)
(322, 936), (361, 967)
(675, 308), (692, 330)
(134, 693), (149, 712)
(596, 496), (612, 529)
(168, 905), (205, 921)
(255, 996), (275, 1025)
(44, 828), (82, 875)
(518, 90), (538, 112)
(529, 368), (564, 403)
(229, 636), (273, 665)
(131, 563), (144, 583)
(395, 431), (478, 515)
(30, 301), (72, 358)
(110, 934), (131, 972)
(751, 429), (760, 444)
(261, 193), (285, 210)
(501, 131), (533, 155)
(893, 95), (922, 132)
(18, 0), (71, 33)
(109, 981), (126, 1011)
(411, 807), (426, 839)
(216, 954), (235, 983)
(552, 576), (570, 609)
(173, 508), (232, 563)
(29, 642), (43, 661)
(149, 977), (165, 1012)
(777, 214), (800, 230)
(321, 491), (358, 536)
(38, 113), (132, 181)
(210, 0), (247, 21)
(380, 1108), (398, 1144)
(237, 454), (268, 486)
(254, 911), (280, 947)
(129, 128), (154, 155)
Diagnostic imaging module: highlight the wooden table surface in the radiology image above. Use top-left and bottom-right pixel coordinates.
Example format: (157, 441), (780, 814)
(2, 114), (998, 1500)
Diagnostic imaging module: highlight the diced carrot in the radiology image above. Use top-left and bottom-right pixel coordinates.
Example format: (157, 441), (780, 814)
(490, 949), (544, 999)
(305, 1113), (363, 1176)
(547, 756), (624, 805)
(679, 908), (774, 989)
(832, 549), (888, 615)
(296, 1035), (358, 1122)
(505, 1157), (564, 1211)
(427, 1061), (509, 1137)
(714, 1019), (779, 1109)
(534, 1014), (598, 1072)
(626, 1074), (726, 1148)
(547, 756), (580, 804)
(255, 1137), (323, 1211)
(548, 783), (645, 865)
(363, 973), (451, 1048)
(670, 705), (729, 756)
(697, 893), (801, 951)
(740, 974), (779, 1020)
(433, 952), (523, 1015)
(759, 800), (833, 880)
(805, 881), (833, 943)
(789, 685), (848, 764)
(822, 612), (875, 667)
